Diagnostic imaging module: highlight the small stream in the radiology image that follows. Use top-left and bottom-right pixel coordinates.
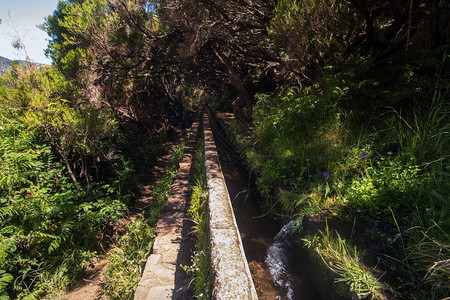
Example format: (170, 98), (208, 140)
(209, 112), (323, 300)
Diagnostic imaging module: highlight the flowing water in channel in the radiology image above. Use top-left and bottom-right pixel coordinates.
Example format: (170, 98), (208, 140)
(210, 112), (323, 299)
(266, 221), (296, 300)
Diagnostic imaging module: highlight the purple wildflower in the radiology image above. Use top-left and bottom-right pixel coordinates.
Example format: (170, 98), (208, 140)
(360, 152), (367, 160)
(322, 172), (329, 179)
(435, 283), (441, 288)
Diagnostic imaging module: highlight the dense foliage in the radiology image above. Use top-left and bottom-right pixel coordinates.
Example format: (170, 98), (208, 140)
(223, 1), (449, 298)
(242, 53), (449, 298)
(0, 63), (145, 297)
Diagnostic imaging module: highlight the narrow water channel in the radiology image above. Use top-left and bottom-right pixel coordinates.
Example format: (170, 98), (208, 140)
(209, 112), (323, 300)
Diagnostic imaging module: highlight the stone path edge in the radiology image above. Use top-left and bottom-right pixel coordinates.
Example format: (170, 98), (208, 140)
(204, 113), (258, 300)
(134, 120), (199, 300)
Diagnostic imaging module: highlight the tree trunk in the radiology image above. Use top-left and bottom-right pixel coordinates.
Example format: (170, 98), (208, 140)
(212, 47), (252, 120)
(61, 150), (81, 194)
(44, 128), (81, 194)
(81, 154), (90, 191)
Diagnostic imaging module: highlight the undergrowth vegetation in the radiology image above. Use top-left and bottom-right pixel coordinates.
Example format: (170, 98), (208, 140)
(147, 136), (188, 226)
(223, 48), (449, 298)
(101, 217), (155, 299)
(100, 136), (188, 299)
(303, 225), (383, 299)
(184, 134), (212, 299)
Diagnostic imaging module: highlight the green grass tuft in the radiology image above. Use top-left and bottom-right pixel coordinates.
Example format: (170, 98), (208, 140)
(184, 135), (212, 299)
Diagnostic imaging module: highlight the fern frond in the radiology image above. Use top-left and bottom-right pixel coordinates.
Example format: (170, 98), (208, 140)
(0, 205), (18, 220)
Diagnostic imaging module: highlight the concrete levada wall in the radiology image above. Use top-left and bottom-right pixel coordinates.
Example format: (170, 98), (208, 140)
(204, 114), (258, 300)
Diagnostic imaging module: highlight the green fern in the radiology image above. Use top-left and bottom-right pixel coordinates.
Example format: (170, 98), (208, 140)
(0, 269), (13, 299)
(0, 206), (18, 220)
